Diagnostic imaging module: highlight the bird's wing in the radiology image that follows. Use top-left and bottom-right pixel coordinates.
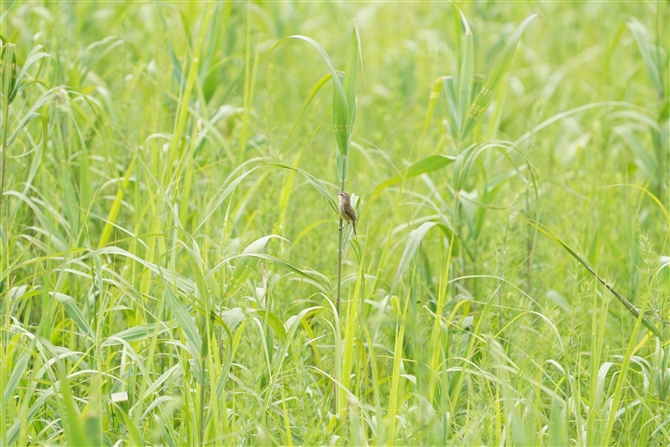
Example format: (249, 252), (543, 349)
(344, 204), (357, 222)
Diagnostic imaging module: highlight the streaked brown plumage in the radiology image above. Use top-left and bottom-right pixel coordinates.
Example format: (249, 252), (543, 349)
(337, 191), (357, 235)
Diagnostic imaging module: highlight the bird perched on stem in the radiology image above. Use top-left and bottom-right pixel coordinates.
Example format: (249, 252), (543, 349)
(337, 191), (357, 235)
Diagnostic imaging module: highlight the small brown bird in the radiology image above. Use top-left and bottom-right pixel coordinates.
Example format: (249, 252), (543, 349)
(337, 191), (357, 235)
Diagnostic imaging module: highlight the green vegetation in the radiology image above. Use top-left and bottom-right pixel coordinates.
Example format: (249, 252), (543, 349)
(1, 1), (669, 445)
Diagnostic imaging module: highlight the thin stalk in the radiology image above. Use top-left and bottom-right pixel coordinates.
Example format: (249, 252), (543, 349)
(336, 179), (346, 313)
(0, 50), (9, 445)
(0, 86), (6, 218)
(498, 216), (510, 329)
(334, 179), (345, 414)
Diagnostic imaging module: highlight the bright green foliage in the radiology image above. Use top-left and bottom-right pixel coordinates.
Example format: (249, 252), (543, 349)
(0, 2), (669, 447)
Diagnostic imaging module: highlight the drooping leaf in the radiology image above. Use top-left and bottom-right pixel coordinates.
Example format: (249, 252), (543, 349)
(272, 306), (324, 375)
(12, 44), (53, 102)
(280, 73), (332, 154)
(372, 154), (457, 198)
(102, 322), (176, 346)
(267, 163), (338, 212)
(252, 309), (288, 343)
(226, 235), (286, 296)
(265, 35), (349, 154)
(52, 292), (93, 339)
(116, 406), (145, 446)
(391, 221), (458, 294)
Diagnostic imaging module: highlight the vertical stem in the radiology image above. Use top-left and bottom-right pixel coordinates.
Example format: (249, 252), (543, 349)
(498, 217), (510, 329)
(336, 228), (343, 313)
(0, 95), (6, 219)
(525, 188), (533, 295)
(0, 68), (8, 245)
(334, 179), (345, 414)
(0, 50), (9, 445)
(336, 180), (345, 313)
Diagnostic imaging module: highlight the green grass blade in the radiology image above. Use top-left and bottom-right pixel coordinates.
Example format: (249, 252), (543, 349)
(265, 35), (349, 154)
(461, 14), (538, 140)
(52, 292), (93, 339)
(280, 73), (332, 155)
(627, 17), (663, 97)
(420, 77), (445, 146)
(372, 154), (456, 199)
(344, 21), (359, 125)
(457, 11), (474, 136)
(225, 235), (286, 296)
(391, 221), (457, 294)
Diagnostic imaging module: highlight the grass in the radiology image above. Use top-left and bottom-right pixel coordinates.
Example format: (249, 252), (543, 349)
(1, 1), (669, 445)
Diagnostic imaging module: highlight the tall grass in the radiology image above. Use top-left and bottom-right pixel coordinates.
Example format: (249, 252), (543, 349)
(1, 1), (669, 445)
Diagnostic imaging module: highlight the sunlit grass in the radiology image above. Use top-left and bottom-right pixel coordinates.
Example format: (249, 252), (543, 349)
(1, 1), (669, 445)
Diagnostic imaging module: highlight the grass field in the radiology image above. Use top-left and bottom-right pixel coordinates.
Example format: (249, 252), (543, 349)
(1, 1), (669, 445)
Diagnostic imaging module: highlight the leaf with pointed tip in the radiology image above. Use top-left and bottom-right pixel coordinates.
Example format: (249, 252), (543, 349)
(344, 22), (359, 128)
(1, 43), (16, 104)
(267, 163), (337, 212)
(264, 34), (350, 153)
(627, 17), (663, 97)
(457, 11), (474, 133)
(372, 154), (457, 199)
(461, 14), (537, 140)
(103, 322), (176, 346)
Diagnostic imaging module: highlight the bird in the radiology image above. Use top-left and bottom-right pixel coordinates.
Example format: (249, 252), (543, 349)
(337, 191), (357, 235)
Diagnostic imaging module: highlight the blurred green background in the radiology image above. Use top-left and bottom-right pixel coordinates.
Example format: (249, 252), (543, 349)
(1, 1), (668, 445)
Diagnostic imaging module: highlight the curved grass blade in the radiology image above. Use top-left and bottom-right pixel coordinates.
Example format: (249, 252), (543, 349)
(52, 292), (93, 339)
(372, 154), (456, 199)
(102, 322), (176, 346)
(263, 35), (349, 154)
(267, 163), (338, 212)
(509, 211), (663, 339)
(391, 221), (458, 295)
(280, 72), (332, 155)
(226, 235), (287, 296)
